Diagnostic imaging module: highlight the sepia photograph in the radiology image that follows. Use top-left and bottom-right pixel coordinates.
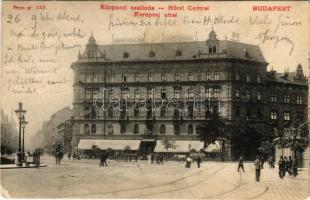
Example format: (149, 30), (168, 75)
(1, 1), (309, 199)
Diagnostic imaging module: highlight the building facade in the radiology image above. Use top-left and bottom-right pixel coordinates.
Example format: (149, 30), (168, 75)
(71, 30), (308, 160)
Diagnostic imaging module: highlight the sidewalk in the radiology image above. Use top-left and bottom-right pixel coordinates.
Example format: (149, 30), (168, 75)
(0, 164), (47, 169)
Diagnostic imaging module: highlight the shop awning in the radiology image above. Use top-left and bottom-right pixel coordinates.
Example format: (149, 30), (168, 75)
(78, 139), (140, 150)
(154, 140), (204, 153)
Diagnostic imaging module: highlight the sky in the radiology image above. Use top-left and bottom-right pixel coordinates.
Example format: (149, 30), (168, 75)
(1, 1), (309, 146)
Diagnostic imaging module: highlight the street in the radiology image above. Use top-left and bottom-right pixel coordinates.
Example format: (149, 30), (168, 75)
(1, 156), (309, 199)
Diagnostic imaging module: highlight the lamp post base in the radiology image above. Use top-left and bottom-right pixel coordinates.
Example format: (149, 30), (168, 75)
(16, 152), (24, 167)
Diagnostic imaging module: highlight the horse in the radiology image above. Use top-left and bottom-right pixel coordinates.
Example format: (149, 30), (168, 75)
(55, 151), (63, 165)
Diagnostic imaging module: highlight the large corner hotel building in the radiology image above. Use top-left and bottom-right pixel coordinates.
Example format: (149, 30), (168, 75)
(71, 30), (308, 160)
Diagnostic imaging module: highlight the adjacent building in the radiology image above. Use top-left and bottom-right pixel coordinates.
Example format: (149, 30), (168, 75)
(70, 30), (308, 160)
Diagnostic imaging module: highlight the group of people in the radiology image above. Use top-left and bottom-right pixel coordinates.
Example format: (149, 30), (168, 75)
(252, 155), (299, 182)
(278, 156), (298, 178)
(185, 156), (202, 168)
(150, 154), (164, 164)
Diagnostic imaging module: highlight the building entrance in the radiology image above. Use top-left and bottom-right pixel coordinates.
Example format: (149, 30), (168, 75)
(139, 140), (156, 155)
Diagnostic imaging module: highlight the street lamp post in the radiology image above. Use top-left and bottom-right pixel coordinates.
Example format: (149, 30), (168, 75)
(15, 102), (26, 167)
(21, 115), (28, 156)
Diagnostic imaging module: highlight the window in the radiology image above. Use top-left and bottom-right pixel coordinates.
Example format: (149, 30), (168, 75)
(161, 89), (166, 99)
(284, 112), (290, 121)
(257, 75), (261, 83)
(160, 124), (166, 135)
(270, 111), (277, 120)
(86, 75), (92, 83)
(160, 107), (166, 117)
(208, 45), (216, 53)
(284, 95), (290, 103)
(134, 89), (140, 99)
(257, 108), (262, 119)
(188, 73), (193, 81)
(174, 124), (180, 135)
(188, 105), (194, 118)
(235, 89), (240, 98)
(84, 124), (89, 134)
(206, 72), (211, 80)
(122, 75), (127, 82)
(121, 124), (126, 134)
(174, 109), (180, 118)
(175, 73), (180, 81)
(108, 107), (113, 117)
(236, 106), (240, 117)
(133, 124), (139, 134)
(149, 51), (155, 57)
(134, 106), (139, 117)
(108, 89), (113, 99)
(121, 90), (128, 99)
(93, 75), (98, 83)
(257, 91), (261, 101)
(297, 112), (304, 121)
(135, 74), (140, 82)
(109, 74), (114, 83)
(206, 88), (212, 98)
(91, 124), (96, 134)
(123, 51), (129, 58)
(86, 90), (92, 99)
(188, 124), (193, 135)
(176, 50), (182, 56)
(108, 124), (113, 135)
(147, 89), (153, 99)
(235, 73), (240, 81)
(197, 73), (202, 81)
(214, 88), (220, 97)
(246, 74), (251, 82)
(174, 89), (180, 98)
(148, 74), (152, 82)
(246, 90), (251, 100)
(297, 96), (302, 104)
(188, 89), (194, 98)
(271, 93), (277, 102)
(214, 71), (219, 80)
(161, 74), (166, 82)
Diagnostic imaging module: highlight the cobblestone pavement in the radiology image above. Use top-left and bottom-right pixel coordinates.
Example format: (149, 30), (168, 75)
(0, 156), (309, 199)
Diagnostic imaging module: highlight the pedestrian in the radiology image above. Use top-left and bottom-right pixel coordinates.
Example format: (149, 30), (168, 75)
(254, 155), (261, 182)
(238, 155), (245, 172)
(185, 156), (192, 168)
(197, 156), (201, 168)
(68, 153), (71, 160)
(129, 155), (132, 162)
(100, 152), (108, 167)
(278, 156), (285, 179)
(270, 156), (275, 168)
(156, 154), (160, 164)
(151, 154), (154, 164)
(287, 156), (292, 175)
(292, 156), (298, 177)
(160, 155), (164, 164)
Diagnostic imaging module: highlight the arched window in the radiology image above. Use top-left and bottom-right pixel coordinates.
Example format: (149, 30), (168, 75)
(188, 105), (194, 118)
(160, 124), (166, 135)
(84, 124), (89, 134)
(134, 124), (139, 134)
(91, 124), (96, 134)
(174, 124), (180, 135)
(108, 124), (113, 135)
(121, 124), (126, 134)
(188, 124), (193, 135)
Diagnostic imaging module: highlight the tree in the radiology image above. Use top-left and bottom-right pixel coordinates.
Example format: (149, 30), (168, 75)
(274, 122), (309, 157)
(196, 113), (226, 149)
(230, 122), (263, 160)
(161, 137), (176, 161)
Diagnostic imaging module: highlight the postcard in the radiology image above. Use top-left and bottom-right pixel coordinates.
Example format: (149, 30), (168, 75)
(1, 1), (309, 199)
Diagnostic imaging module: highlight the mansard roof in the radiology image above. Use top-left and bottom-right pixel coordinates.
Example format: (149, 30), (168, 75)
(78, 34), (267, 64)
